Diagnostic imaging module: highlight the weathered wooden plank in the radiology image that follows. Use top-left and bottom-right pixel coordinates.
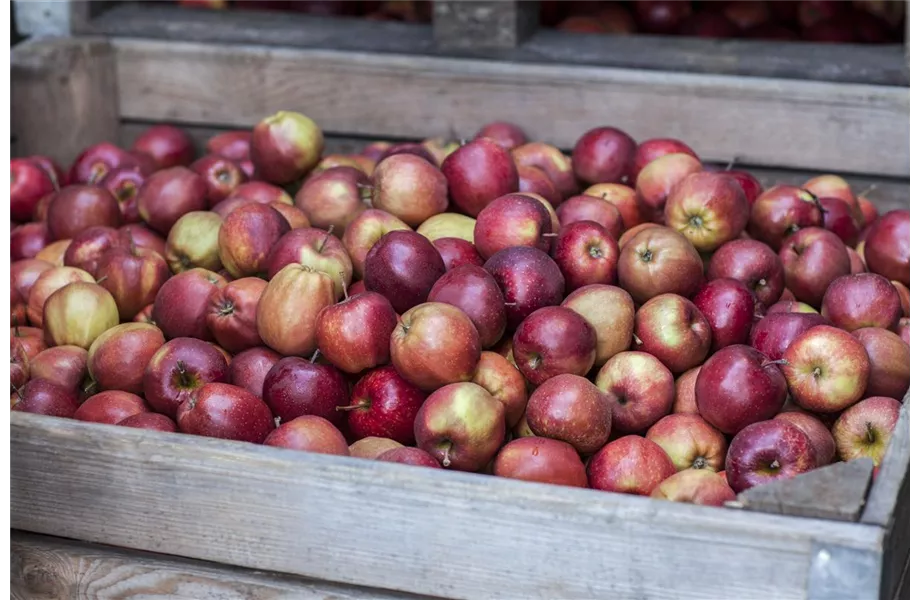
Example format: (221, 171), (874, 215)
(737, 458), (874, 521)
(11, 36), (119, 167)
(111, 38), (908, 177)
(11, 412), (886, 600)
(11, 532), (427, 600)
(86, 3), (907, 86)
(12, 0), (94, 37)
(432, 1), (539, 50)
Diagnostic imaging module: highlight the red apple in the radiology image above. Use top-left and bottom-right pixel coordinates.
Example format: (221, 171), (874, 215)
(595, 351), (674, 433)
(191, 154), (247, 207)
(27, 155), (64, 189)
(707, 239), (785, 307)
(556, 195), (624, 239)
(473, 193), (553, 259)
(651, 469), (737, 506)
(628, 138), (698, 185)
(29, 345), (88, 394)
(802, 174), (859, 222)
(562, 284), (635, 367)
(99, 167), (145, 223)
(513, 306), (596, 385)
(693, 278), (757, 351)
(271, 203), (310, 230)
(432, 237), (483, 271)
(858, 196), (878, 227)
(552, 220), (619, 293)
(11, 158), (56, 222)
(376, 143), (437, 166)
(895, 317), (909, 345)
(674, 366), (701, 414)
(228, 346), (281, 399)
(766, 300), (818, 315)
(11, 379), (80, 417)
(207, 130), (251, 161)
(571, 126), (636, 185)
(779, 227), (850, 308)
(250, 111), (324, 185)
(117, 412), (178, 432)
(832, 396), (902, 466)
(634, 293), (711, 374)
(852, 327), (910, 400)
(177, 382), (274, 443)
(294, 166), (368, 236)
(136, 167), (209, 235)
(493, 437), (587, 487)
(46, 185), (121, 241)
(364, 230), (445, 314)
(470, 351), (528, 427)
(483, 246), (565, 329)
(42, 282), (119, 350)
(819, 196), (860, 247)
(774, 411), (836, 467)
(748, 186), (822, 251)
(339, 365), (426, 445)
(11, 222), (52, 261)
(11, 259), (54, 305)
(864, 210), (908, 284)
(96, 245), (172, 321)
(892, 281), (909, 317)
(664, 172), (749, 253)
(349, 436), (403, 459)
(635, 153), (703, 216)
(152, 268), (227, 340)
(143, 337), (228, 417)
(618, 226), (704, 304)
(12, 326), (46, 361)
(227, 181), (294, 206)
(264, 415), (349, 455)
(427, 265), (507, 349)
(376, 447), (441, 468)
(10, 338), (29, 389)
(218, 203), (290, 278)
(474, 121), (528, 150)
(749, 311), (828, 361)
(62, 226), (124, 276)
(87, 323), (165, 395)
(341, 209), (411, 279)
(118, 224), (167, 258)
(526, 374), (611, 454)
(262, 356), (350, 425)
(265, 227), (353, 299)
(131, 124), (194, 170)
(75, 391), (149, 424)
(821, 273), (902, 332)
(518, 165), (561, 207)
(315, 290), (398, 373)
(583, 183), (644, 230)
(511, 142), (577, 199)
(725, 419), (816, 492)
(646, 413), (727, 471)
(588, 436), (677, 495)
(257, 264), (334, 356)
(371, 154), (448, 227)
(68, 143), (138, 185)
(206, 277), (266, 353)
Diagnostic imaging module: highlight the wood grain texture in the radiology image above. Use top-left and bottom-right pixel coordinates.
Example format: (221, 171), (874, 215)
(11, 412), (886, 600)
(111, 38), (908, 177)
(432, 1), (539, 49)
(11, 532), (428, 600)
(11, 36), (119, 167)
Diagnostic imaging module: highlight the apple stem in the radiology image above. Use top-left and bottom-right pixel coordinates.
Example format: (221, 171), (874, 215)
(723, 156), (738, 171)
(95, 275), (108, 285)
(318, 225), (335, 253)
(761, 359), (788, 368)
(859, 184), (877, 199)
(336, 399), (370, 412)
(542, 232), (558, 238)
(340, 272), (349, 300)
(310, 349), (320, 364)
(633, 334), (643, 347)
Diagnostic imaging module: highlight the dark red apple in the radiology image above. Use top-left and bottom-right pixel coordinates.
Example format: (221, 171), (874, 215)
(95, 244), (170, 321)
(87, 322), (165, 395)
(46, 185), (121, 240)
(228, 346), (281, 399)
(473, 193), (553, 259)
(707, 239), (785, 307)
(725, 419), (817, 492)
(628, 138), (698, 185)
(131, 124), (195, 170)
(748, 186), (822, 251)
(513, 307), (596, 385)
(595, 350), (674, 433)
(136, 167), (209, 235)
(315, 290), (398, 373)
(432, 237), (483, 271)
(588, 435), (677, 495)
(723, 170), (763, 206)
(377, 447), (442, 468)
(493, 437), (587, 487)
(852, 327), (910, 400)
(262, 356), (350, 425)
(68, 142), (137, 185)
(339, 365), (426, 445)
(484, 246), (566, 329)
(552, 220), (618, 293)
(143, 337), (228, 417)
(749, 311), (828, 361)
(474, 121), (528, 151)
(693, 278), (757, 351)
(177, 382), (274, 443)
(250, 111), (324, 185)
(263, 415), (349, 455)
(74, 391), (149, 424)
(364, 230), (445, 314)
(779, 227), (850, 308)
(821, 273), (902, 332)
(191, 154), (247, 207)
(427, 265), (506, 349)
(442, 138), (518, 217)
(555, 195), (624, 239)
(117, 412), (178, 432)
(11, 379), (80, 417)
(11, 158), (56, 223)
(207, 130), (251, 161)
(11, 222), (52, 261)
(618, 225), (704, 304)
(864, 210), (908, 284)
(819, 196), (860, 247)
(571, 126), (636, 186)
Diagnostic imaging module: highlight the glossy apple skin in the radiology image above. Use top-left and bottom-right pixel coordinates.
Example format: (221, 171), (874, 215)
(136, 167), (209, 235)
(116, 412), (178, 432)
(42, 282), (120, 350)
(264, 227), (353, 299)
(341, 365), (426, 445)
(725, 419), (817, 493)
(819, 196), (860, 247)
(665, 172), (749, 253)
(484, 246), (566, 330)
(588, 436), (677, 496)
(177, 382), (275, 443)
(832, 396), (902, 466)
(364, 230), (446, 314)
(413, 382), (506, 471)
(294, 166), (368, 236)
(315, 291), (398, 374)
(748, 185), (822, 251)
(562, 284), (634, 367)
(165, 211), (223, 273)
(119, 224), (167, 259)
(11, 222), (52, 261)
(99, 167), (146, 223)
(227, 181), (294, 207)
(432, 237), (483, 271)
(206, 277), (267, 353)
(416, 213), (476, 243)
(228, 347), (281, 399)
(571, 126), (636, 185)
(646, 413), (727, 472)
(513, 307), (596, 386)
(693, 278), (757, 351)
(27, 266), (96, 327)
(634, 293), (711, 374)
(779, 227), (850, 308)
(191, 154), (247, 207)
(152, 268), (227, 340)
(707, 239), (785, 307)
(264, 415), (349, 455)
(749, 312), (827, 361)
(375, 447), (440, 468)
(262, 357), (350, 425)
(618, 226), (704, 304)
(802, 174), (858, 217)
(473, 194), (552, 259)
(696, 345), (787, 434)
(11, 379), (80, 418)
(349, 436), (403, 459)
(852, 327), (910, 400)
(250, 111), (324, 185)
(63, 226), (124, 276)
(635, 153), (703, 216)
(651, 469), (737, 506)
(628, 138), (698, 185)
(556, 195), (624, 238)
(518, 165), (561, 207)
(774, 411), (836, 467)
(512, 142), (577, 199)
(781, 325), (870, 413)
(131, 124), (195, 170)
(428, 265), (507, 349)
(68, 143), (138, 185)
(342, 209), (412, 279)
(371, 154), (448, 227)
(142, 337), (229, 418)
(552, 221), (619, 293)
(471, 351), (527, 427)
(218, 203), (291, 278)
(11, 259), (54, 304)
(582, 183), (643, 230)
(723, 170), (763, 206)
(75, 391), (149, 425)
(526, 374), (611, 455)
(46, 185), (122, 241)
(474, 121), (528, 151)
(596, 351), (674, 433)
(207, 130), (251, 161)
(494, 437), (587, 487)
(96, 245), (172, 321)
(821, 273), (902, 332)
(11, 158), (56, 222)
(87, 323), (165, 395)
(441, 138), (518, 217)
(257, 264), (335, 357)
(864, 210), (909, 284)
(29, 345), (88, 393)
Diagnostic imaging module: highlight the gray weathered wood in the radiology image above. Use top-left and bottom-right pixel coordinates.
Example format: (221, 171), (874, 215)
(11, 412), (887, 600)
(807, 543), (884, 600)
(433, 1), (538, 50)
(11, 36), (119, 167)
(11, 532), (427, 600)
(737, 458), (874, 521)
(111, 38), (908, 177)
(12, 0), (94, 37)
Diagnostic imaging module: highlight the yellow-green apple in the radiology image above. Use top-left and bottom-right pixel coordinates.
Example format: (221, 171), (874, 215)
(266, 227), (353, 299)
(518, 165), (561, 207)
(364, 230), (446, 313)
(556, 195), (624, 239)
(473, 193), (553, 259)
(11, 379), (80, 417)
(725, 419), (817, 492)
(696, 345), (787, 434)
(442, 138), (518, 216)
(218, 203), (291, 278)
(832, 396), (902, 466)
(571, 126), (636, 186)
(646, 413), (727, 471)
(315, 290), (398, 373)
(87, 323), (165, 395)
(707, 239), (785, 306)
(673, 366), (701, 414)
(264, 415), (349, 455)
(562, 284), (635, 367)
(338, 365), (426, 445)
(513, 306), (596, 385)
(526, 374), (611, 454)
(413, 381), (505, 470)
(371, 154), (448, 227)
(136, 167), (208, 235)
(781, 325), (869, 412)
(471, 351), (528, 427)
(617, 226), (704, 304)
(228, 346), (281, 399)
(257, 264), (334, 356)
(821, 273), (902, 331)
(27, 266), (95, 327)
(693, 278), (757, 351)
(596, 351), (674, 433)
(864, 210), (909, 284)
(250, 111), (323, 185)
(635, 153), (703, 216)
(46, 185), (122, 240)
(74, 390), (149, 424)
(651, 469), (737, 506)
(96, 245), (171, 321)
(748, 185), (822, 250)
(493, 437), (588, 487)
(588, 435), (676, 495)
(511, 142), (577, 199)
(583, 183), (643, 230)
(432, 237), (484, 271)
(749, 311), (828, 361)
(152, 268), (227, 340)
(131, 124), (194, 170)
(428, 265), (506, 349)
(416, 212), (476, 243)
(779, 227), (850, 307)
(143, 337), (228, 417)
(262, 356), (349, 425)
(349, 436), (403, 460)
(802, 174), (860, 224)
(474, 121), (528, 151)
(819, 196), (860, 247)
(852, 327), (909, 399)
(390, 302), (480, 391)
(342, 209), (411, 279)
(377, 447), (442, 468)
(43, 282), (119, 350)
(177, 382), (274, 443)
(664, 172), (749, 252)
(165, 211), (223, 273)
(294, 166), (368, 236)
(634, 293), (711, 373)
(63, 226), (124, 276)
(774, 411), (836, 467)
(29, 345), (88, 394)
(628, 137), (698, 185)
(205, 277), (266, 353)
(483, 246), (565, 329)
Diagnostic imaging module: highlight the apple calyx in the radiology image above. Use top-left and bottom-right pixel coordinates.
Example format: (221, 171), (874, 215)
(217, 300), (236, 317)
(173, 360), (197, 389)
(864, 423), (877, 445)
(438, 440), (453, 467)
(640, 249), (654, 263)
(692, 456), (707, 469)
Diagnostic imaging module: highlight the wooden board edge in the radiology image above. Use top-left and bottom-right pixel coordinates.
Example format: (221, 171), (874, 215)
(862, 394), (910, 526)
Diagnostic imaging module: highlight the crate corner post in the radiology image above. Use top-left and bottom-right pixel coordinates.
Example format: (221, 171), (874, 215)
(433, 0), (539, 50)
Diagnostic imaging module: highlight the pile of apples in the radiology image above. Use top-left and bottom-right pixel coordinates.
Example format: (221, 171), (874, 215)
(10, 110), (909, 507)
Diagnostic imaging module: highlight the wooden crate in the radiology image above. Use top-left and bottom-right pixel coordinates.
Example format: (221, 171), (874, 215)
(10, 33), (910, 600)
